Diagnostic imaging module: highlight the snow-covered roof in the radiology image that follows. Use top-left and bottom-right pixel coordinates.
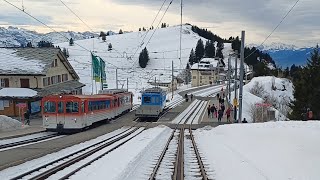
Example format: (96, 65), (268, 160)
(0, 88), (38, 98)
(0, 47), (60, 75)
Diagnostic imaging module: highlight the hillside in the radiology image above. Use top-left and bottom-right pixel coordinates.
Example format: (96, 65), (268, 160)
(56, 25), (207, 102)
(0, 26), (96, 47)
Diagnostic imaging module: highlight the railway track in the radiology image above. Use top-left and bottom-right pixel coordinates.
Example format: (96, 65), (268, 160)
(149, 100), (209, 180)
(10, 122), (151, 180)
(0, 132), (63, 151)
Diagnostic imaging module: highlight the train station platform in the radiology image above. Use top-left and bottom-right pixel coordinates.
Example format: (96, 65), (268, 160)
(200, 97), (234, 124)
(0, 117), (45, 140)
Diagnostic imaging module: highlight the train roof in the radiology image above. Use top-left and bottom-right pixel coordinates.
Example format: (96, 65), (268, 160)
(142, 87), (166, 93)
(98, 89), (129, 95)
(42, 94), (115, 100)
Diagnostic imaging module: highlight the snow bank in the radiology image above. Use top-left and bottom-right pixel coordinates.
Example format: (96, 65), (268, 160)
(195, 121), (320, 180)
(231, 76), (294, 122)
(0, 88), (38, 97)
(0, 115), (22, 131)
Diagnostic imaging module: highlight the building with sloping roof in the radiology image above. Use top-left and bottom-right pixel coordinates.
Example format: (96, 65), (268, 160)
(0, 47), (85, 116)
(190, 58), (225, 87)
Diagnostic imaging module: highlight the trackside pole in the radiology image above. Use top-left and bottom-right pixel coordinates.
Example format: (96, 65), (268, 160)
(239, 31), (245, 123)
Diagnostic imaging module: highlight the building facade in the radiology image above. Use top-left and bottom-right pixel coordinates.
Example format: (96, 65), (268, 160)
(0, 47), (85, 116)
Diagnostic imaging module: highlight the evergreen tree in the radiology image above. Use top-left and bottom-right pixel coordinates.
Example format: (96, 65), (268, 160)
(99, 31), (106, 37)
(139, 28), (141, 31)
(231, 36), (241, 52)
(143, 27), (146, 31)
(204, 40), (215, 58)
(139, 47), (150, 68)
(188, 48), (196, 65)
(106, 31), (110, 36)
(108, 43), (113, 51)
(195, 39), (205, 62)
(290, 45), (320, 119)
(69, 38), (74, 46)
(102, 34), (106, 42)
(216, 41), (224, 59)
(119, 29), (123, 34)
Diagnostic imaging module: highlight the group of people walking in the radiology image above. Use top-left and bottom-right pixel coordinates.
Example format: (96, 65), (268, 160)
(207, 88), (232, 123)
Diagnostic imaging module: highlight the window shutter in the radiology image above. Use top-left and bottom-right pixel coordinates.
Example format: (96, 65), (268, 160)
(4, 78), (9, 87)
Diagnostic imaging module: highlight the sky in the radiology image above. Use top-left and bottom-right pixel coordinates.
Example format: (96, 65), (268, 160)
(0, 0), (319, 47)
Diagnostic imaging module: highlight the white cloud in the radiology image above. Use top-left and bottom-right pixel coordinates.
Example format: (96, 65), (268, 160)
(0, 0), (319, 46)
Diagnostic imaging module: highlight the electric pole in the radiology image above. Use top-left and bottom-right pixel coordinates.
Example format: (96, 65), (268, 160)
(228, 55), (231, 101)
(234, 50), (238, 122)
(127, 78), (129, 91)
(179, 0), (183, 68)
(172, 61), (174, 99)
(116, 68), (118, 89)
(239, 31), (245, 123)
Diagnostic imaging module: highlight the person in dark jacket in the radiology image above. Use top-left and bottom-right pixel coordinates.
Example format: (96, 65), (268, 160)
(207, 105), (211, 118)
(24, 109), (30, 125)
(190, 94), (194, 101)
(185, 94), (189, 102)
(242, 118), (248, 123)
(210, 104), (216, 118)
(218, 109), (223, 122)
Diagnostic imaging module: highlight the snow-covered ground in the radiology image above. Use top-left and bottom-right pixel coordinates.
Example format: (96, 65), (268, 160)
(56, 25), (206, 104)
(230, 76), (294, 122)
(0, 115), (22, 131)
(195, 121), (320, 180)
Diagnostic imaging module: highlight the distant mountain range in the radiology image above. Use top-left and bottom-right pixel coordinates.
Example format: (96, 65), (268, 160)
(248, 43), (314, 68)
(0, 26), (98, 47)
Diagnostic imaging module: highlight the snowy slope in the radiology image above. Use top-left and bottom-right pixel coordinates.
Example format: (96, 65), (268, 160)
(195, 121), (320, 180)
(0, 26), (96, 47)
(231, 76), (294, 122)
(56, 25), (206, 103)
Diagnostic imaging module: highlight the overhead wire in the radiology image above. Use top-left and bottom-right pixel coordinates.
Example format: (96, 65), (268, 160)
(130, 0), (174, 68)
(129, 0), (168, 59)
(244, 0), (300, 60)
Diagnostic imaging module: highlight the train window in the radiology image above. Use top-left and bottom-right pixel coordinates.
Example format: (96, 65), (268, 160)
(155, 97), (159, 103)
(143, 97), (151, 103)
(66, 102), (79, 113)
(58, 102), (64, 113)
(81, 101), (85, 112)
(151, 97), (156, 103)
(44, 101), (56, 113)
(106, 100), (110, 108)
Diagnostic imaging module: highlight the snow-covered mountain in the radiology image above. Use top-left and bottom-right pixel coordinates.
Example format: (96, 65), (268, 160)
(0, 26), (97, 47)
(248, 42), (313, 67)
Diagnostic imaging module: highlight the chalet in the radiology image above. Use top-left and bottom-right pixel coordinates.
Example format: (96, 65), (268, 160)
(191, 58), (225, 87)
(0, 47), (85, 116)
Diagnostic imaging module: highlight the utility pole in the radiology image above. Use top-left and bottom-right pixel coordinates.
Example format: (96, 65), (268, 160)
(127, 78), (129, 91)
(172, 61), (174, 99)
(234, 50), (238, 122)
(228, 55), (231, 101)
(239, 31), (245, 123)
(116, 68), (118, 89)
(197, 61), (200, 86)
(179, 0), (183, 68)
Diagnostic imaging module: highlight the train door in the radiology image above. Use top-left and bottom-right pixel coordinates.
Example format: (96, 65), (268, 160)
(57, 101), (65, 125)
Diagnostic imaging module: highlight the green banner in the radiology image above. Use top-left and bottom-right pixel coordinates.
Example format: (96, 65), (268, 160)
(91, 53), (101, 82)
(100, 57), (106, 82)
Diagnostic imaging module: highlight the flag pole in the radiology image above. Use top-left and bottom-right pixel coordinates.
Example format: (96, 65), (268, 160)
(91, 52), (94, 95)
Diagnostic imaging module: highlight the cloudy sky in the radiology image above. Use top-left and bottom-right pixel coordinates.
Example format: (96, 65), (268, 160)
(0, 0), (319, 46)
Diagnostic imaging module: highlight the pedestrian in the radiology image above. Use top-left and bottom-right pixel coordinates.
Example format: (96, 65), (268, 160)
(218, 109), (223, 122)
(185, 94), (189, 102)
(221, 103), (225, 114)
(191, 94), (194, 101)
(225, 106), (231, 123)
(242, 118), (248, 123)
(216, 93), (220, 100)
(210, 104), (216, 118)
(207, 105), (211, 118)
(24, 109), (30, 125)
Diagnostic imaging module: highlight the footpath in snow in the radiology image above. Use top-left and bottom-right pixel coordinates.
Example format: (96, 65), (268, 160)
(194, 121), (320, 180)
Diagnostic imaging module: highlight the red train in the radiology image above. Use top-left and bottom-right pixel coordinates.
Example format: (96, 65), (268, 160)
(42, 89), (133, 133)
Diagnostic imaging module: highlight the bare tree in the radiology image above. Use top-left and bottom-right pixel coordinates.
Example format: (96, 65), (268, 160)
(250, 82), (265, 97)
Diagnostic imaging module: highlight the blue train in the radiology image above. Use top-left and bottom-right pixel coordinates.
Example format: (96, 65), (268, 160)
(135, 87), (167, 118)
